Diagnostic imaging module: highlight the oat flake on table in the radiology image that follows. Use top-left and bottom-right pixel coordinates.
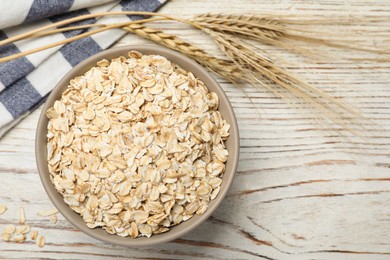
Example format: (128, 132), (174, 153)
(46, 51), (230, 238)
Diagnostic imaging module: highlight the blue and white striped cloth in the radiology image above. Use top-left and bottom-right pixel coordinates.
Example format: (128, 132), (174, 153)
(0, 0), (166, 137)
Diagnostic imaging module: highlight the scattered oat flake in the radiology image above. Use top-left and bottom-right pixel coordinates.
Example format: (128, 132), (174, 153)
(19, 208), (26, 224)
(15, 225), (31, 234)
(30, 230), (38, 240)
(38, 208), (59, 217)
(1, 224), (15, 242)
(3, 224), (16, 234)
(0, 204), (7, 215)
(13, 233), (26, 243)
(36, 235), (45, 247)
(49, 214), (58, 224)
(1, 232), (11, 242)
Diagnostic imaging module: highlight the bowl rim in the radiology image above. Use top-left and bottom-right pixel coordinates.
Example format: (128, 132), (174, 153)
(36, 45), (240, 247)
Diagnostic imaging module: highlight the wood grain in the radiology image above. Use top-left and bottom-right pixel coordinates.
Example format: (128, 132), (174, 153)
(1, 0), (390, 259)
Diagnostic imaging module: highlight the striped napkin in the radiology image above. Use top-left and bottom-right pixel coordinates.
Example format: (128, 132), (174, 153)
(0, 0), (166, 137)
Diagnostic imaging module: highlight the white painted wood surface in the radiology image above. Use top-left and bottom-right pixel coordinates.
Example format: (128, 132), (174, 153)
(1, 0), (390, 259)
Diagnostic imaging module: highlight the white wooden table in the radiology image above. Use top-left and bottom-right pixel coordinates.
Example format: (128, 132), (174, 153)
(1, 0), (390, 259)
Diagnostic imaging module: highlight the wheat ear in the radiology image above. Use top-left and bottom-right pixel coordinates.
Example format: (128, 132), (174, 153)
(123, 24), (244, 82)
(202, 29), (367, 133)
(192, 13), (390, 56)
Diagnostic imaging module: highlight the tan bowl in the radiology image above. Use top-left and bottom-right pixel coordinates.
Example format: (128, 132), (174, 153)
(36, 45), (239, 247)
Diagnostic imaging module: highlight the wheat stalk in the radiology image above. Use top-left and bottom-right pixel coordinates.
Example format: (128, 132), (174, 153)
(32, 24), (105, 37)
(4, 18), (245, 81)
(0, 18), (165, 63)
(0, 11), (201, 46)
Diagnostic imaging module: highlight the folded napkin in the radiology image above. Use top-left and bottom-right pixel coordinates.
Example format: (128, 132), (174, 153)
(0, 0), (166, 137)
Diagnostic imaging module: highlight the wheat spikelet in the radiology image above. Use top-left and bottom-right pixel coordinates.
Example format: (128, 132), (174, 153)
(191, 13), (324, 57)
(192, 13), (284, 39)
(123, 23), (244, 81)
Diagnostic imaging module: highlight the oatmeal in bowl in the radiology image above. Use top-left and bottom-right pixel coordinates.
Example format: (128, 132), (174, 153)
(36, 46), (239, 246)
